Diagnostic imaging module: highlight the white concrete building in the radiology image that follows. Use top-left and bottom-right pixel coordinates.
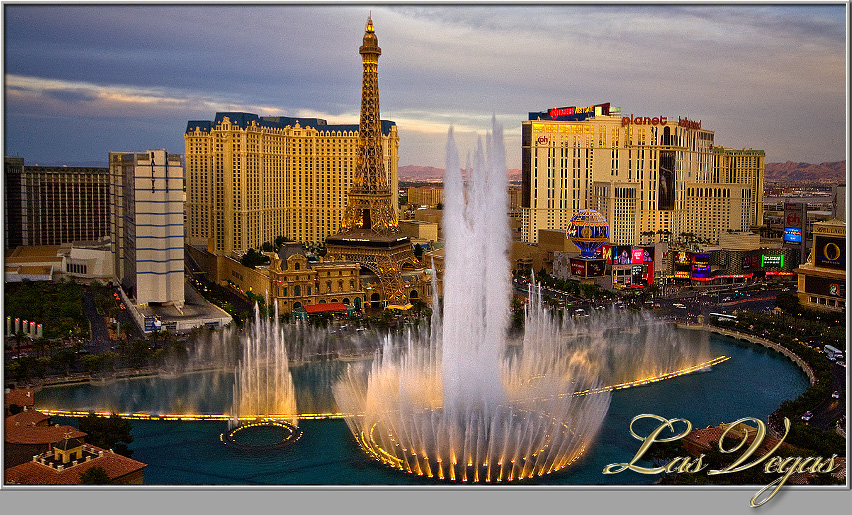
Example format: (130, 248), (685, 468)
(110, 150), (184, 307)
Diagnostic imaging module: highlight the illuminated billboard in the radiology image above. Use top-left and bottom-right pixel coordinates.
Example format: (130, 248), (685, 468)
(570, 258), (586, 277)
(742, 253), (759, 270)
(813, 235), (845, 270)
(644, 262), (655, 285)
(598, 245), (614, 264)
(804, 275), (846, 298)
(658, 150), (676, 210)
(531, 102), (612, 121)
(587, 260), (606, 277)
(692, 253), (710, 280)
(761, 254), (784, 268)
(569, 258), (606, 278)
(783, 227), (802, 243)
(614, 245), (632, 265)
(632, 248), (645, 264)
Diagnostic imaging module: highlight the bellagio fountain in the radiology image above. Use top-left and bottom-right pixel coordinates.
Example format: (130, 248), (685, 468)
(332, 118), (724, 482)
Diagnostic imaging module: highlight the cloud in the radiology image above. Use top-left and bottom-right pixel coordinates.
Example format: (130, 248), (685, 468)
(3, 4), (846, 166)
(5, 75), (287, 118)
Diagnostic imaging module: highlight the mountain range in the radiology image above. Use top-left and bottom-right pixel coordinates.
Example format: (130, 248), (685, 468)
(399, 165), (522, 182)
(763, 161), (845, 184)
(401, 161), (846, 184)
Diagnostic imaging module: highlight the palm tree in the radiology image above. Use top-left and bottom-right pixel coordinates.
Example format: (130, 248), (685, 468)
(32, 337), (49, 358)
(12, 330), (27, 359)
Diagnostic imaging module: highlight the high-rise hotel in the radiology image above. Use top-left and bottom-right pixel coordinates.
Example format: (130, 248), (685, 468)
(4, 157), (110, 249)
(110, 150), (185, 307)
(521, 103), (764, 245)
(184, 112), (399, 255)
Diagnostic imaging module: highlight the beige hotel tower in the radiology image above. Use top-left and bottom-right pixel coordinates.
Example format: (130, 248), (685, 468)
(521, 104), (764, 246)
(185, 115), (399, 255)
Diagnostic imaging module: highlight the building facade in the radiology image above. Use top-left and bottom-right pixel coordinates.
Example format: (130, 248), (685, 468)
(184, 112), (399, 254)
(714, 147), (765, 229)
(407, 186), (444, 207)
(4, 157), (110, 249)
(110, 150), (184, 307)
(520, 104), (763, 246)
(795, 219), (845, 312)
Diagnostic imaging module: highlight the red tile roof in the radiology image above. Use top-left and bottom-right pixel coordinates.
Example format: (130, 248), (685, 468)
(303, 302), (347, 314)
(5, 389), (35, 408)
(4, 444), (146, 485)
(6, 409), (49, 428)
(5, 415), (86, 445)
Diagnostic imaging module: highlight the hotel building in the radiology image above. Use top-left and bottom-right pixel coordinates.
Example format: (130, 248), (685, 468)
(795, 219), (845, 312)
(109, 150), (184, 307)
(184, 112), (399, 255)
(520, 103), (764, 245)
(407, 186), (443, 208)
(4, 157), (110, 249)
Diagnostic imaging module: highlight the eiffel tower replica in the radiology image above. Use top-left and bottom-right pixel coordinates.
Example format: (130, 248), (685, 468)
(325, 16), (420, 309)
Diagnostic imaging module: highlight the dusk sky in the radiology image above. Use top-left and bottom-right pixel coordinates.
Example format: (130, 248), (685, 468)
(3, 3), (847, 169)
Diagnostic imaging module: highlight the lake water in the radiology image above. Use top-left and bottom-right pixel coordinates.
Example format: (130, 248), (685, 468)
(40, 332), (809, 485)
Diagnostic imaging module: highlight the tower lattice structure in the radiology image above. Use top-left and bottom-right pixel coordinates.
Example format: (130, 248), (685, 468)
(326, 16), (420, 308)
(341, 16), (398, 235)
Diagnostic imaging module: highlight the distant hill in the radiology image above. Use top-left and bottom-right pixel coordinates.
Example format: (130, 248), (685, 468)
(402, 161), (846, 186)
(764, 161), (845, 184)
(399, 165), (444, 181)
(400, 165), (522, 183)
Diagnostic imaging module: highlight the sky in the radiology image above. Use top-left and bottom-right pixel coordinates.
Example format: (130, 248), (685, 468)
(3, 3), (848, 169)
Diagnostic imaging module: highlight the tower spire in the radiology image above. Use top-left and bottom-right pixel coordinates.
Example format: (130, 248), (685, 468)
(342, 15), (395, 234)
(325, 17), (422, 310)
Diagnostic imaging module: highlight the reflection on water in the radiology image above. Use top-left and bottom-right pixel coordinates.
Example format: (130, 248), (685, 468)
(37, 360), (360, 417)
(43, 332), (809, 485)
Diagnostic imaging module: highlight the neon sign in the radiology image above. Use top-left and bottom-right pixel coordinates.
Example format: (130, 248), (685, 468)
(783, 228), (802, 243)
(761, 255), (784, 268)
(677, 117), (702, 129)
(632, 248), (644, 264)
(622, 115), (667, 127)
(546, 103), (610, 119)
(550, 107), (577, 117)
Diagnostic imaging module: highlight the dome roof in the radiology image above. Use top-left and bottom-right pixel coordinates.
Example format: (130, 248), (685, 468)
(53, 436), (82, 451)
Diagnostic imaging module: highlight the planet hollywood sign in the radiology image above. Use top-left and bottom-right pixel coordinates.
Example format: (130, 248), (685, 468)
(620, 115), (702, 129)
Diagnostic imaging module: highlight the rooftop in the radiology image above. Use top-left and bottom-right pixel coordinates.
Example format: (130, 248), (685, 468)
(5, 409), (49, 428)
(5, 388), (35, 408)
(4, 444), (146, 485)
(5, 419), (86, 445)
(186, 112), (396, 136)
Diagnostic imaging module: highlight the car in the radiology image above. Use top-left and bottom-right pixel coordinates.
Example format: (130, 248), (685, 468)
(673, 303), (686, 309)
(831, 391), (840, 399)
(801, 411), (813, 422)
(838, 361), (846, 368)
